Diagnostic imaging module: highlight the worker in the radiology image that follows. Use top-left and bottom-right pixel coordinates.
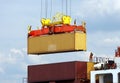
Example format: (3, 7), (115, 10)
(89, 52), (93, 62)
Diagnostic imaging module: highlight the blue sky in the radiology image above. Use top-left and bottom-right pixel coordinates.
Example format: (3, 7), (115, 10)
(0, 0), (120, 83)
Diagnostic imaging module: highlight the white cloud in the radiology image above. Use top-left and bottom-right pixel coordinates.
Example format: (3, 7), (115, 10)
(0, 53), (16, 64)
(87, 31), (120, 57)
(113, 0), (120, 11)
(104, 37), (120, 44)
(0, 48), (28, 83)
(73, 0), (120, 17)
(0, 68), (5, 74)
(10, 48), (24, 57)
(22, 48), (27, 53)
(0, 48), (26, 63)
(88, 31), (120, 46)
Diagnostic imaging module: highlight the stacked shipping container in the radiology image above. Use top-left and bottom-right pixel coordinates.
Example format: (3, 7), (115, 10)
(28, 61), (94, 83)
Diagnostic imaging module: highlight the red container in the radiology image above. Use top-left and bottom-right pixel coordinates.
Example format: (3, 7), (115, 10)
(54, 25), (75, 33)
(62, 25), (75, 32)
(76, 26), (86, 33)
(54, 26), (62, 33)
(29, 30), (42, 37)
(28, 61), (87, 83)
(41, 28), (49, 35)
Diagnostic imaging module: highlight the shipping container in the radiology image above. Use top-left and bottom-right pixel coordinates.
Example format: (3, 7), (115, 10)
(28, 32), (86, 55)
(28, 61), (88, 83)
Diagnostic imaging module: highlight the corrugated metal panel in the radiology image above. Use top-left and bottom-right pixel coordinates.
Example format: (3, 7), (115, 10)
(28, 32), (86, 55)
(28, 62), (75, 83)
(75, 32), (86, 51)
(28, 61), (87, 83)
(76, 62), (87, 79)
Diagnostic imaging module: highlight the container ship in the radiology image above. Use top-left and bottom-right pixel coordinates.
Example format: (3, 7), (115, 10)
(27, 13), (120, 83)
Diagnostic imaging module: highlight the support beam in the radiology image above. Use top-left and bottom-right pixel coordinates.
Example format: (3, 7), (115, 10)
(90, 72), (96, 83)
(99, 75), (104, 83)
(112, 73), (118, 83)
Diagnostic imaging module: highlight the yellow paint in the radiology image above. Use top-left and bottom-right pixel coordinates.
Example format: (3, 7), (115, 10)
(50, 21), (62, 26)
(87, 62), (94, 79)
(41, 18), (51, 26)
(28, 32), (86, 54)
(75, 32), (86, 50)
(28, 33), (74, 54)
(62, 15), (71, 24)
